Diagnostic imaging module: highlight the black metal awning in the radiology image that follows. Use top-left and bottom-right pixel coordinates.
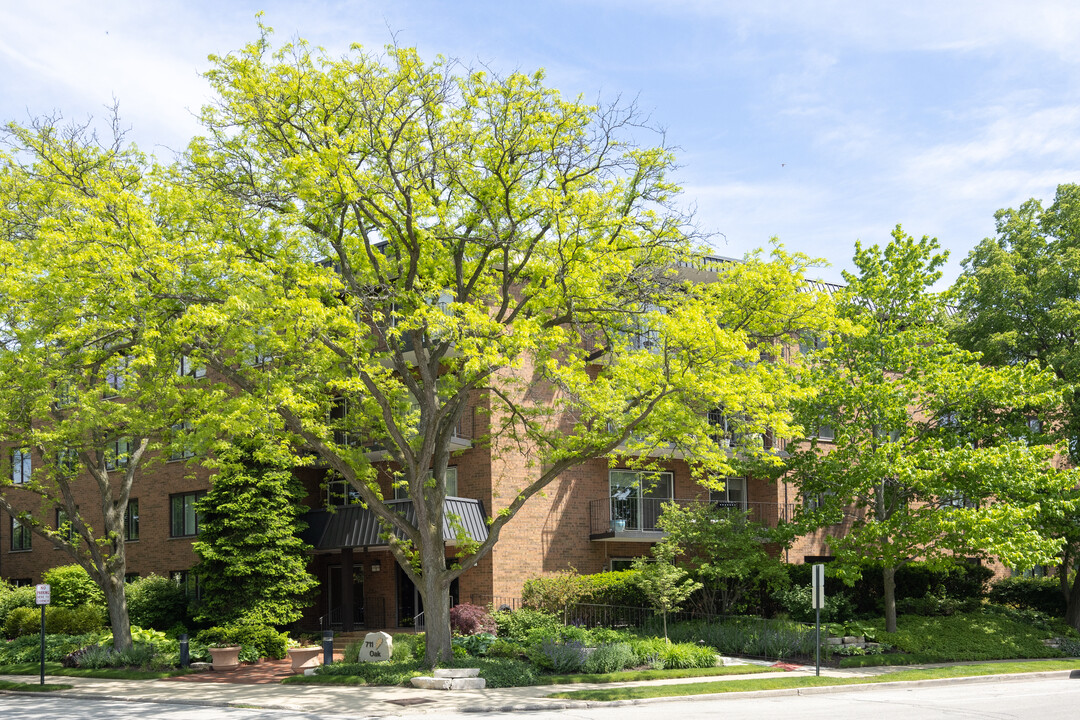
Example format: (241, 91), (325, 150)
(300, 497), (488, 551)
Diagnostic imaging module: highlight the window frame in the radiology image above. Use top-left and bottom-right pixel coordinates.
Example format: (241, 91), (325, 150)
(609, 469), (674, 532)
(11, 448), (31, 485)
(709, 476), (748, 508)
(125, 499), (140, 542)
(10, 516), (31, 551)
(169, 491), (205, 537)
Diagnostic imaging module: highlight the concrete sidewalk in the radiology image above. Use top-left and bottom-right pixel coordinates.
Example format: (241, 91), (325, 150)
(2, 659), (1077, 715)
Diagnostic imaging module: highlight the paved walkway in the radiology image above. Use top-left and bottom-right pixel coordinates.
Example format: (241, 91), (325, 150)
(1, 658), (1077, 716)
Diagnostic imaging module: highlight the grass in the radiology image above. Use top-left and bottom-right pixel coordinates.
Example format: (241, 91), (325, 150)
(0, 679), (74, 692)
(0, 662), (192, 680)
(539, 664), (782, 684)
(282, 674), (370, 686)
(548, 659), (1080, 701)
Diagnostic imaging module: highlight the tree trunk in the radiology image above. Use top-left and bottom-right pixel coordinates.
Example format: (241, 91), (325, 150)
(419, 536), (453, 666)
(1064, 566), (1080, 633)
(883, 565), (898, 633)
(102, 570), (133, 651)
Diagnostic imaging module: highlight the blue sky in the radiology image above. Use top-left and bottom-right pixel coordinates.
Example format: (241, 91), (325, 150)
(3, 1), (1079, 285)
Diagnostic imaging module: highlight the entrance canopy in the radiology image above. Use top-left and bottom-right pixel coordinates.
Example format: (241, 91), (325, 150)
(301, 497), (488, 551)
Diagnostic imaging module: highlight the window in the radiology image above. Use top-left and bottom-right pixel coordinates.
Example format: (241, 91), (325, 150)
(169, 421), (196, 461)
(10, 516), (31, 551)
(104, 355), (131, 397)
(56, 448), (78, 475)
(9, 578), (32, 587)
(609, 470), (673, 532)
(170, 570), (201, 598)
(325, 479), (362, 507)
(609, 558), (637, 572)
(814, 423), (835, 441)
(391, 467), (458, 501)
(170, 492), (204, 537)
(708, 408), (740, 447)
(124, 572), (140, 583)
(105, 437), (132, 471)
(177, 355), (206, 379)
(804, 490), (834, 511)
(55, 508), (75, 543)
(11, 448), (31, 484)
(330, 397), (360, 447)
(125, 499), (140, 541)
(709, 476), (747, 508)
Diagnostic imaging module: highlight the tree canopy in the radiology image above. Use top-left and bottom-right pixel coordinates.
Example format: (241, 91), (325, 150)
(783, 227), (1071, 632)
(0, 115), (202, 649)
(174, 29), (834, 663)
(951, 184), (1080, 629)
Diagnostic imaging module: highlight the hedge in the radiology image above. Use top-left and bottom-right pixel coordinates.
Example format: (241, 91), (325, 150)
(988, 576), (1066, 616)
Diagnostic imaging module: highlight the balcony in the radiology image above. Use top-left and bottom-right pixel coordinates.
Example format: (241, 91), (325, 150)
(357, 411), (473, 460)
(588, 497), (795, 541)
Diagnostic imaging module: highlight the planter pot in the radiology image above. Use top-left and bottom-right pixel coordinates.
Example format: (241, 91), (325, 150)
(208, 646), (242, 671)
(288, 646), (323, 674)
(612, 519), (627, 532)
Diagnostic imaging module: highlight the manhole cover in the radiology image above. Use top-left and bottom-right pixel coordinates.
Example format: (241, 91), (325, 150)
(385, 698), (436, 707)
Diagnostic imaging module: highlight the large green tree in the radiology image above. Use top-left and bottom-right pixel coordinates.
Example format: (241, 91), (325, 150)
(0, 115), (200, 649)
(951, 184), (1080, 629)
(192, 435), (317, 625)
(176, 30), (834, 664)
(784, 227), (1071, 632)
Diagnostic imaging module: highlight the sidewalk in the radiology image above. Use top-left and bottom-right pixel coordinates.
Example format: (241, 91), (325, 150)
(2, 658), (1076, 715)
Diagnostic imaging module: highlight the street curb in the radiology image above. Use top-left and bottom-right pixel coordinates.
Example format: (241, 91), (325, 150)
(461, 670), (1080, 712)
(2, 668), (1076, 715)
(0, 689), (316, 715)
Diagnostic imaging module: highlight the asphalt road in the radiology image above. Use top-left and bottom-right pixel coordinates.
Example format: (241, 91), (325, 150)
(2, 675), (1078, 719)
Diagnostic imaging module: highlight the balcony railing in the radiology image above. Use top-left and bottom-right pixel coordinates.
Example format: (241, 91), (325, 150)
(588, 497), (795, 538)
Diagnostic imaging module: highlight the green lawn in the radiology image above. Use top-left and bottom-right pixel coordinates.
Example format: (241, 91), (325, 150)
(0, 662), (192, 680)
(548, 660), (1080, 701)
(0, 679), (74, 692)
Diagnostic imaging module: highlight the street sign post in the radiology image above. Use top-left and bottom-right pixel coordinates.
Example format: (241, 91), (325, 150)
(35, 584), (50, 686)
(811, 564), (824, 677)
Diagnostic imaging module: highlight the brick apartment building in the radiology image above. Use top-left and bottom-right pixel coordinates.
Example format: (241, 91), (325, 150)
(0, 262), (844, 632)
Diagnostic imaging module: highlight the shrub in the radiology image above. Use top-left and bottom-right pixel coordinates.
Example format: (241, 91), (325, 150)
(0, 584), (36, 628)
(583, 642), (636, 673)
(452, 632), (497, 656)
(659, 641), (717, 669)
(4, 604), (104, 638)
(492, 608), (561, 644)
(773, 584), (855, 623)
(63, 642), (166, 670)
(41, 565), (105, 609)
(125, 574), (189, 631)
(522, 570), (646, 615)
(316, 659), (425, 685)
(665, 617), (818, 660)
(0, 633), (101, 664)
(195, 623), (289, 659)
(532, 639), (586, 673)
(988, 576), (1066, 616)
(449, 603), (496, 635)
(627, 635), (667, 665)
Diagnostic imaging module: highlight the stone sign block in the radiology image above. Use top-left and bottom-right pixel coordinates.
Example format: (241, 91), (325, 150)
(358, 631), (393, 662)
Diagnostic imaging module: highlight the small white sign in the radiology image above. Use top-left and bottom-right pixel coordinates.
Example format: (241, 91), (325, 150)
(35, 584), (50, 606)
(811, 564), (825, 610)
(359, 631), (393, 662)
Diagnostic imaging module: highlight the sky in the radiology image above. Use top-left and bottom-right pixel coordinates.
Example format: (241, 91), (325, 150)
(2, 1), (1079, 286)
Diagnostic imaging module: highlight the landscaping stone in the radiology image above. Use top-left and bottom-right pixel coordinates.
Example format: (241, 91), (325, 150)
(825, 637), (843, 645)
(410, 676), (453, 690)
(842, 636), (863, 644)
(434, 668), (480, 678)
(450, 677), (486, 690)
(189, 662), (212, 672)
(358, 631), (393, 662)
